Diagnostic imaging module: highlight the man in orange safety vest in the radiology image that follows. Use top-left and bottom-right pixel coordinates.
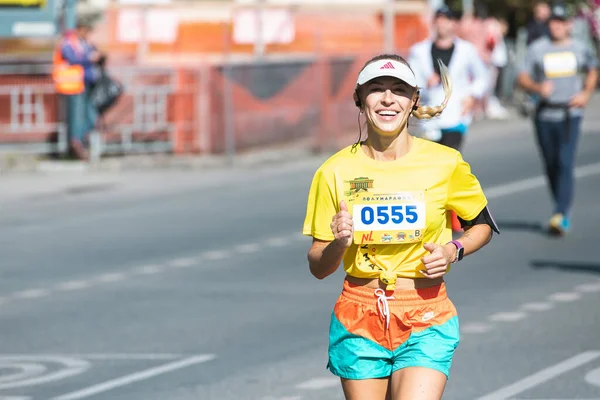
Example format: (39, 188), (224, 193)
(53, 19), (103, 160)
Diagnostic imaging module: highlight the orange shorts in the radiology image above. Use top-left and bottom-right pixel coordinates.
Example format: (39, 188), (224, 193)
(328, 280), (460, 379)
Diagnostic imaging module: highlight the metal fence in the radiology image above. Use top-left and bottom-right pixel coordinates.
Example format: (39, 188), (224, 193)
(0, 75), (67, 155)
(96, 66), (177, 155)
(0, 66), (179, 157)
(214, 53), (384, 160)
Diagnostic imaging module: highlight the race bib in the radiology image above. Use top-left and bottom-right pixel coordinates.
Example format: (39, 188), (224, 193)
(352, 191), (426, 244)
(543, 52), (577, 79)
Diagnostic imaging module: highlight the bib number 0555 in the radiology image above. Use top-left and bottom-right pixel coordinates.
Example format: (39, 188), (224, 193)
(353, 203), (425, 232)
(351, 191), (426, 244)
(359, 205), (418, 225)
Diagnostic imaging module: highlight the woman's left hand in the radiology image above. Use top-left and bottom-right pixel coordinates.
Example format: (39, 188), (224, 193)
(420, 242), (455, 279)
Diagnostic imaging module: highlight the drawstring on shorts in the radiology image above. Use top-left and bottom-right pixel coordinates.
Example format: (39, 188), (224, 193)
(374, 288), (395, 329)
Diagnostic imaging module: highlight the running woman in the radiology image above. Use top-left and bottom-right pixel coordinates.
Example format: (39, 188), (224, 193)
(303, 53), (499, 400)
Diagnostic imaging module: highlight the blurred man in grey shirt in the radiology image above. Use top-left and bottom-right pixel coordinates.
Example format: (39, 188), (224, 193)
(518, 3), (598, 236)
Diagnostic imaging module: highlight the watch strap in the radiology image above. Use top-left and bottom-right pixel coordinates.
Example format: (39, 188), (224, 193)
(448, 240), (464, 263)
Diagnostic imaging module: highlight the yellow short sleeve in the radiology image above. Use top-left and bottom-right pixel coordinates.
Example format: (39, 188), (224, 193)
(446, 153), (488, 220)
(302, 167), (337, 241)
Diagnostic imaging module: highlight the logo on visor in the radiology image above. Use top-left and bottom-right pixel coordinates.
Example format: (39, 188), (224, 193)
(380, 62), (395, 70)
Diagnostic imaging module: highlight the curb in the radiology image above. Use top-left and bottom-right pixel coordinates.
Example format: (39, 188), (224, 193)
(0, 146), (320, 176)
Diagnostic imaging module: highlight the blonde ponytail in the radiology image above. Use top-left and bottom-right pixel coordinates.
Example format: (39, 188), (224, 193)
(411, 59), (452, 120)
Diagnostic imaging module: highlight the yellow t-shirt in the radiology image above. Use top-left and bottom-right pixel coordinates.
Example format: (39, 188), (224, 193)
(302, 137), (488, 287)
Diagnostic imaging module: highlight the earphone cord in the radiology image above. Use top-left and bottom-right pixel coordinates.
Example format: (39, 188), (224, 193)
(351, 110), (363, 153)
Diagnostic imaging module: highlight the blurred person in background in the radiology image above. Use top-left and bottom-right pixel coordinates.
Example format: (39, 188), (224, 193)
(517, 3), (598, 236)
(408, 5), (488, 232)
(578, 0), (600, 62)
(592, 0), (600, 59)
(517, 2), (552, 118)
(484, 16), (510, 120)
(527, 1), (551, 45)
(303, 53), (497, 400)
(53, 18), (104, 160)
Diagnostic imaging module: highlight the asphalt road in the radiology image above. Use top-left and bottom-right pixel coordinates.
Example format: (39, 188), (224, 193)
(0, 106), (600, 400)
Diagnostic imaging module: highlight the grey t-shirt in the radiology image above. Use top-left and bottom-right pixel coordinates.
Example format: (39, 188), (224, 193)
(520, 37), (598, 121)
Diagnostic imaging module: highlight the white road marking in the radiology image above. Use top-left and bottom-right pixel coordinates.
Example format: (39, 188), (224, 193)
(548, 292), (581, 302)
(460, 322), (494, 334)
(95, 273), (126, 283)
(293, 232), (308, 240)
(488, 312), (527, 322)
(0, 362), (46, 384)
(52, 354), (216, 400)
(0, 353), (181, 361)
(265, 237), (291, 247)
(0, 356), (90, 390)
(134, 265), (165, 275)
(476, 351), (600, 400)
(574, 161), (600, 179)
(74, 353), (181, 360)
(56, 281), (92, 291)
(484, 176), (546, 199)
(168, 258), (196, 268)
(12, 289), (50, 299)
(468, 278), (597, 335)
(235, 243), (261, 254)
(203, 250), (229, 260)
(259, 397), (302, 400)
(585, 366), (600, 388)
(520, 302), (554, 312)
(575, 282), (600, 293)
(295, 377), (340, 390)
(483, 161), (600, 199)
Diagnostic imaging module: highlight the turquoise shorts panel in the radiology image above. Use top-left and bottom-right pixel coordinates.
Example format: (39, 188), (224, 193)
(327, 314), (460, 380)
(392, 316), (461, 379)
(327, 312), (393, 380)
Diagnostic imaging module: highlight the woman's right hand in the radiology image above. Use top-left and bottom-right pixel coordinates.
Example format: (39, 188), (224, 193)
(330, 200), (354, 248)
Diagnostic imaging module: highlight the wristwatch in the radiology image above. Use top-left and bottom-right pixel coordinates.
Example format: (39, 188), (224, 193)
(448, 240), (464, 263)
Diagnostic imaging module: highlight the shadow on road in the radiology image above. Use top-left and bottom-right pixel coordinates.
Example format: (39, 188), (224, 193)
(531, 260), (600, 274)
(496, 220), (545, 233)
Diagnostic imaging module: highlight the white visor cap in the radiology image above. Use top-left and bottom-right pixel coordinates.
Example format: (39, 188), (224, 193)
(356, 59), (417, 88)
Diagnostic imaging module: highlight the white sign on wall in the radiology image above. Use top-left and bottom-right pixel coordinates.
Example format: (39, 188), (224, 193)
(118, 0), (171, 4)
(232, 8), (294, 45)
(117, 9), (179, 44)
(12, 21), (56, 36)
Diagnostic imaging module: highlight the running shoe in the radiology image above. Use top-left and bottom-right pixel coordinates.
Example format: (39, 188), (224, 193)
(548, 213), (570, 236)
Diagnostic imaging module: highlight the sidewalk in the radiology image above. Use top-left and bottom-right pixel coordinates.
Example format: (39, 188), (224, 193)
(0, 137), (317, 176)
(0, 136), (319, 206)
